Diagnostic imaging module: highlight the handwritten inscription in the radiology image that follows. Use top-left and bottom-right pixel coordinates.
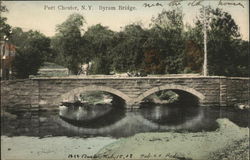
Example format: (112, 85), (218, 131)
(166, 0), (245, 8)
(218, 0), (244, 8)
(68, 154), (133, 159)
(143, 2), (163, 8)
(45, 1), (245, 12)
(68, 153), (185, 159)
(168, 0), (183, 6)
(188, 0), (204, 6)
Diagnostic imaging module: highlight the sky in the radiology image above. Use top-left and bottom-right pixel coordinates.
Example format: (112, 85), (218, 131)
(2, 0), (249, 40)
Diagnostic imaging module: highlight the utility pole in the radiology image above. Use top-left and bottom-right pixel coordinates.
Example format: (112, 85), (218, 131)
(203, 6), (208, 76)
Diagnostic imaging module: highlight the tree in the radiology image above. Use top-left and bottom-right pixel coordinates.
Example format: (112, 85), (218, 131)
(143, 9), (185, 74)
(11, 29), (51, 78)
(90, 56), (110, 75)
(143, 49), (165, 74)
(0, 4), (11, 41)
(193, 8), (248, 76)
(52, 14), (86, 74)
(9, 27), (28, 46)
(84, 24), (115, 74)
(183, 39), (203, 73)
(111, 24), (147, 73)
(183, 22), (204, 73)
(234, 40), (249, 77)
(206, 8), (244, 76)
(151, 9), (184, 31)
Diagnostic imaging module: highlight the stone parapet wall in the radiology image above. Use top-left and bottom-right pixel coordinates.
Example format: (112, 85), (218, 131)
(225, 77), (249, 106)
(1, 80), (36, 112)
(1, 76), (249, 111)
(33, 77), (222, 108)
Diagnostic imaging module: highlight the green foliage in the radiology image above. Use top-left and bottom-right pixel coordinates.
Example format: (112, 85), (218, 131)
(151, 9), (184, 31)
(209, 8), (240, 39)
(11, 29), (51, 78)
(4, 8), (247, 78)
(234, 40), (249, 76)
(204, 8), (239, 76)
(84, 24), (114, 74)
(111, 24), (147, 72)
(10, 27), (55, 62)
(143, 10), (185, 74)
(185, 7), (248, 77)
(207, 8), (247, 76)
(183, 22), (204, 73)
(84, 24), (115, 56)
(0, 4), (11, 40)
(143, 49), (165, 74)
(79, 91), (112, 104)
(1, 5), (53, 79)
(156, 90), (179, 103)
(90, 56), (111, 75)
(0, 17), (11, 41)
(48, 9), (248, 77)
(183, 40), (203, 73)
(52, 14), (86, 74)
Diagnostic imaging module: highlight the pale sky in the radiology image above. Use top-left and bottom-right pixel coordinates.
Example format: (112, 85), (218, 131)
(3, 0), (249, 40)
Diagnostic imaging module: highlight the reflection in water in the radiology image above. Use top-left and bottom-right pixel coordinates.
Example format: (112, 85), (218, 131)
(153, 106), (166, 120)
(59, 103), (125, 128)
(59, 104), (113, 121)
(140, 103), (201, 126)
(3, 103), (249, 138)
(58, 103), (215, 137)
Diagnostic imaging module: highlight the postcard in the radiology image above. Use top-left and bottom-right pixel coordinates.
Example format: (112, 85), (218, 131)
(1, 0), (249, 160)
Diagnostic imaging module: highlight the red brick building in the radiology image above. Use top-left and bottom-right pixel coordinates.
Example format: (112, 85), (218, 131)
(0, 41), (16, 80)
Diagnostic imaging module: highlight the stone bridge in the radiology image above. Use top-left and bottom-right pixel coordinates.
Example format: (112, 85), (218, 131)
(1, 76), (249, 111)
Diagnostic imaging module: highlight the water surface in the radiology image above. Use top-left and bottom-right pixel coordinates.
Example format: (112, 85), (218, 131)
(2, 103), (248, 138)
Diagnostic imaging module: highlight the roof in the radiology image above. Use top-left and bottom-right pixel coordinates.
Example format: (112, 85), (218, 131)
(40, 62), (68, 69)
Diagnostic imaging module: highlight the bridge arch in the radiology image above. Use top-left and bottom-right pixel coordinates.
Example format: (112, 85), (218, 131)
(57, 85), (132, 104)
(135, 84), (205, 104)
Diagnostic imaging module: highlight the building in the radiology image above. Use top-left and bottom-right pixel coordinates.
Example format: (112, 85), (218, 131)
(37, 62), (69, 77)
(0, 41), (16, 80)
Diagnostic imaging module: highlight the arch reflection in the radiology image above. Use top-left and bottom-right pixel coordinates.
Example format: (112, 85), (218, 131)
(58, 101), (208, 137)
(140, 103), (201, 126)
(59, 103), (126, 128)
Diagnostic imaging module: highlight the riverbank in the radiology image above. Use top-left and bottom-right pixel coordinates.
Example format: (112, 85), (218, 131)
(1, 119), (248, 160)
(95, 118), (249, 160)
(1, 136), (117, 160)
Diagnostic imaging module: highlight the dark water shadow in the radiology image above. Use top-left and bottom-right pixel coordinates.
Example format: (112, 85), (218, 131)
(59, 104), (126, 128)
(2, 104), (249, 138)
(139, 103), (201, 126)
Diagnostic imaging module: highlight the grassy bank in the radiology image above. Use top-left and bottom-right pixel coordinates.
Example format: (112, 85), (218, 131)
(95, 118), (249, 160)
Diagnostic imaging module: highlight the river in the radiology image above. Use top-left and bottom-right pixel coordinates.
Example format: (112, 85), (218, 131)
(2, 102), (248, 138)
(1, 100), (249, 160)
